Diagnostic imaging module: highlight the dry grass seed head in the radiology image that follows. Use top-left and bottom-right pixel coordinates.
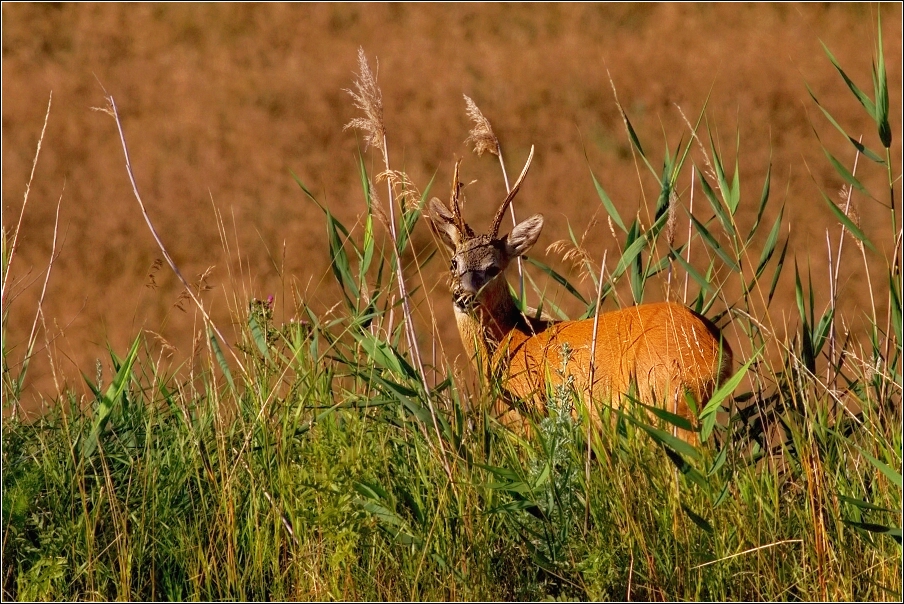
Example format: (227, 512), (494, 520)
(463, 95), (499, 157)
(836, 189), (865, 252)
(343, 47), (385, 152)
(146, 329), (177, 358)
(546, 240), (594, 283)
(195, 266), (215, 294)
(368, 178), (390, 232)
(666, 188), (678, 247)
(377, 169), (422, 212)
(546, 208), (600, 283)
(146, 258), (163, 289)
(674, 102), (718, 184)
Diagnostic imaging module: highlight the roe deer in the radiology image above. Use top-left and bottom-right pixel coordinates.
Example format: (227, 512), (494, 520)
(428, 150), (733, 442)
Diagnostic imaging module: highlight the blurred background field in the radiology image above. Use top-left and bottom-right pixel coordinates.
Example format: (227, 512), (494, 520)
(2, 3), (901, 412)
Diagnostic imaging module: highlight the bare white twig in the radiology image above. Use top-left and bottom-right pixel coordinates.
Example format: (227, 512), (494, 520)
(587, 250), (609, 396)
(828, 140), (861, 378)
(99, 93), (247, 376)
(684, 166), (695, 305)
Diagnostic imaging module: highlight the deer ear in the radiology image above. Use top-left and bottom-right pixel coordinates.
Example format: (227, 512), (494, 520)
(504, 214), (544, 257)
(427, 198), (461, 250)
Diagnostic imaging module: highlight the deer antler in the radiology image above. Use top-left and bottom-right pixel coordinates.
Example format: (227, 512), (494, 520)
(449, 158), (474, 237)
(490, 145), (535, 237)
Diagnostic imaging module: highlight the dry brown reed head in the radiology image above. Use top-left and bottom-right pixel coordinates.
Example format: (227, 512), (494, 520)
(344, 47), (385, 151)
(367, 178), (390, 230)
(146, 329), (177, 358)
(463, 95), (499, 157)
(546, 207), (600, 283)
(145, 258), (163, 290)
(377, 169), (422, 212)
(666, 188), (678, 248)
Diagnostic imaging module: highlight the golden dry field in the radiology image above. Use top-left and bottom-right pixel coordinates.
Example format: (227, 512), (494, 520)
(3, 3), (901, 413)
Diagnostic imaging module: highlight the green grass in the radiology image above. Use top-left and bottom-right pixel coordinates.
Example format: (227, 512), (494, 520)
(3, 21), (901, 602)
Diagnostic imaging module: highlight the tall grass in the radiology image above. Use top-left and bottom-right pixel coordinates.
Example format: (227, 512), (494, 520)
(3, 26), (900, 602)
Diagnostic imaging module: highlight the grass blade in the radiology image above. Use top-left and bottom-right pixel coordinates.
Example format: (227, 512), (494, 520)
(690, 215), (741, 272)
(821, 40), (876, 117)
(523, 256), (588, 306)
(79, 335), (141, 458)
(821, 189), (876, 252)
(805, 84), (885, 163)
(699, 350), (759, 434)
(210, 327), (236, 391)
(698, 171), (733, 236)
(589, 167), (627, 233)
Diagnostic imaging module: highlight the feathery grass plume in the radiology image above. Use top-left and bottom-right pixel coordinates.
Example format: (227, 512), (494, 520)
(464, 94), (500, 157)
(344, 47), (385, 152)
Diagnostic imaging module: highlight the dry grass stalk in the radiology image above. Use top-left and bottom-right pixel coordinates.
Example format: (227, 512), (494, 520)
(584, 247), (608, 530)
(684, 166), (696, 304)
(365, 177), (389, 231)
(14, 186), (64, 411)
(345, 48), (452, 483)
(828, 144), (863, 377)
(674, 102), (718, 185)
(3, 91), (52, 306)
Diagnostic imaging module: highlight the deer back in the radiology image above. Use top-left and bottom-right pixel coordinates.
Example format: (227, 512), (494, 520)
(496, 302), (732, 440)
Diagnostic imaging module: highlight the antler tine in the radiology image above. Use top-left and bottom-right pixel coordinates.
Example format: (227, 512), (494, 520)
(449, 159), (473, 237)
(490, 145), (534, 237)
(450, 158), (463, 227)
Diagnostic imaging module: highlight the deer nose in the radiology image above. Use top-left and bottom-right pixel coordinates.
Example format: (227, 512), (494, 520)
(460, 271), (485, 294)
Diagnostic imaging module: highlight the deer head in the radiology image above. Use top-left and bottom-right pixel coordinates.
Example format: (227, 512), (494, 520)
(427, 147), (543, 313)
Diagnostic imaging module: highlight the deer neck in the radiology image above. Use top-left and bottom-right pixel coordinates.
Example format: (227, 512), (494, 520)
(453, 276), (532, 375)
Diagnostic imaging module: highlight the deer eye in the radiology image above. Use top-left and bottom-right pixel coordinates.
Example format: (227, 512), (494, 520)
(485, 266), (500, 278)
(450, 258), (458, 272)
